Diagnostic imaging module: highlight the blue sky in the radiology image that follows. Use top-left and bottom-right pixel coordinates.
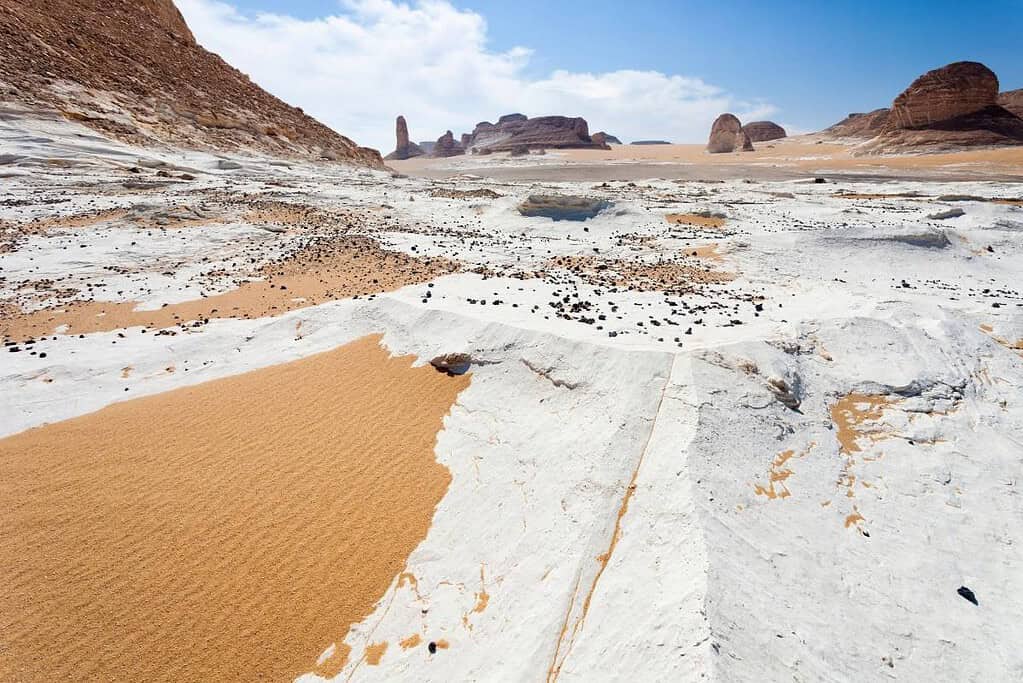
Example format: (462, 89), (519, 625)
(181, 0), (1023, 149)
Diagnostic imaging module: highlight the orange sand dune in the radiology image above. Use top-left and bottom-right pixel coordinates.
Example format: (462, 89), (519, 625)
(0, 334), (470, 682)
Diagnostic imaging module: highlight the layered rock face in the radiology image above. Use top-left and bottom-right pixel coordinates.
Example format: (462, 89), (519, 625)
(431, 130), (465, 158)
(821, 62), (1023, 153)
(0, 0), (382, 166)
(866, 61), (1023, 153)
(888, 61), (999, 128)
(384, 115), (424, 161)
(707, 114), (754, 153)
(465, 115), (609, 153)
(999, 89), (1023, 118)
(742, 121), (787, 142)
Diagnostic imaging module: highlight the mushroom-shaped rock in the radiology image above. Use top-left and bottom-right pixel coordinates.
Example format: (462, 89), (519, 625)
(707, 113), (753, 153)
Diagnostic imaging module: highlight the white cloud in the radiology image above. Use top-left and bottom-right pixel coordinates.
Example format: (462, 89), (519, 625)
(176, 0), (778, 152)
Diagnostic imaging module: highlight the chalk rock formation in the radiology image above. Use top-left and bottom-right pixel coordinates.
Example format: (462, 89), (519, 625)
(889, 61), (999, 129)
(742, 121), (787, 142)
(591, 132), (622, 145)
(999, 89), (1023, 118)
(707, 114), (754, 153)
(384, 115), (424, 161)
(464, 115), (609, 153)
(0, 0), (383, 166)
(430, 130), (465, 158)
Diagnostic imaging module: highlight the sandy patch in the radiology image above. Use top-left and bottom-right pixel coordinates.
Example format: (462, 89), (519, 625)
(0, 334), (470, 682)
(666, 212), (727, 229)
(1, 235), (458, 341)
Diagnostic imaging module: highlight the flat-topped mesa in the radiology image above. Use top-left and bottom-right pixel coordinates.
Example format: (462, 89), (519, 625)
(384, 115), (424, 160)
(707, 113), (754, 153)
(0, 0), (383, 166)
(430, 130), (465, 158)
(742, 121), (787, 142)
(465, 114), (610, 153)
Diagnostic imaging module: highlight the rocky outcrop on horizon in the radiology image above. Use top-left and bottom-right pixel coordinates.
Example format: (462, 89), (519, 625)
(591, 132), (622, 145)
(824, 108), (892, 139)
(742, 121), (787, 142)
(0, 0), (383, 166)
(707, 113), (755, 153)
(823, 62), (1023, 154)
(384, 115), (424, 161)
(431, 130), (465, 158)
(465, 114), (609, 153)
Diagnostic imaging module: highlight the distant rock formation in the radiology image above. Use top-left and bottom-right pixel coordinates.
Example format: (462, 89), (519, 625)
(999, 89), (1023, 118)
(384, 115), (424, 161)
(824, 109), (892, 138)
(419, 141), (436, 154)
(707, 114), (754, 153)
(591, 132), (622, 145)
(742, 121), (787, 142)
(431, 130), (465, 158)
(0, 0), (383, 166)
(464, 114), (609, 153)
(631, 140), (672, 145)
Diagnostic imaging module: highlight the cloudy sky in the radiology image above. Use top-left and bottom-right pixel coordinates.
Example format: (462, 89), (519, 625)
(176, 0), (1023, 152)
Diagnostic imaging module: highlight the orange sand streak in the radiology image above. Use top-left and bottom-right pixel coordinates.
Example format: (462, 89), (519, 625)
(400, 634), (422, 650)
(0, 334), (470, 682)
(666, 213), (726, 228)
(1, 237), (457, 341)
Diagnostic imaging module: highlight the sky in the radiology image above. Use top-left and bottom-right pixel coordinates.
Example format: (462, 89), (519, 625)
(176, 0), (1023, 152)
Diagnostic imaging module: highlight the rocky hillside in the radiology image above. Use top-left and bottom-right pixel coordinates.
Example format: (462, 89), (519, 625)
(0, 0), (383, 166)
(1000, 89), (1023, 118)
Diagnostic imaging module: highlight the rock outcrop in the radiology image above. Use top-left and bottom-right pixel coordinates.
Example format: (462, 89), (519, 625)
(999, 89), (1023, 118)
(431, 130), (465, 158)
(464, 115), (609, 153)
(707, 114), (754, 153)
(866, 62), (1023, 153)
(591, 132), (622, 145)
(822, 62), (1023, 153)
(742, 121), (787, 142)
(0, 0), (383, 166)
(889, 62), (999, 129)
(384, 115), (424, 161)
(824, 109), (892, 139)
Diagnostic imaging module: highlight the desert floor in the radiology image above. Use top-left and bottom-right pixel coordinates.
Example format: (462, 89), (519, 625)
(3, 110), (1023, 681)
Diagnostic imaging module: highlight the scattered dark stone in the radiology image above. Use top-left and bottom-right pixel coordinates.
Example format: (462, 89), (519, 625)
(428, 641), (438, 654)
(957, 586), (978, 605)
(430, 353), (472, 375)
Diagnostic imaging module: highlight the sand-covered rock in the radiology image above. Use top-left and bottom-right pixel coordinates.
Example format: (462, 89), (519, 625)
(707, 113), (754, 153)
(742, 121), (787, 142)
(384, 115), (424, 161)
(0, 0), (383, 166)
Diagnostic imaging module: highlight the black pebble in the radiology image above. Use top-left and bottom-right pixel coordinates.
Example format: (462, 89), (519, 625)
(428, 641), (437, 654)
(957, 586), (978, 605)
